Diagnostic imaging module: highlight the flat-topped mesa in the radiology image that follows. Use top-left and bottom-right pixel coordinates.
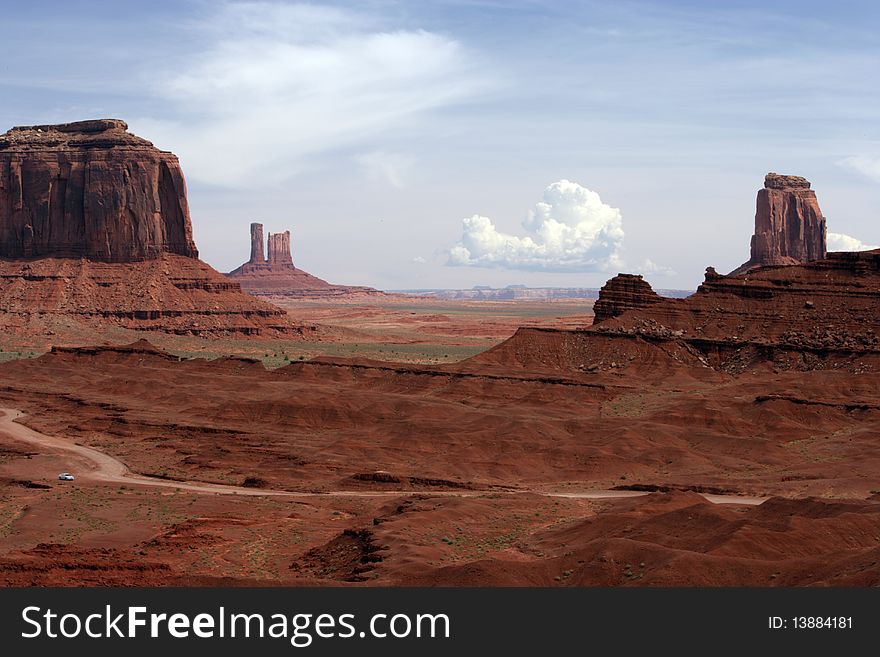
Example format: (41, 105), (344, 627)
(730, 172), (826, 275)
(0, 119), (198, 262)
(592, 273), (663, 324)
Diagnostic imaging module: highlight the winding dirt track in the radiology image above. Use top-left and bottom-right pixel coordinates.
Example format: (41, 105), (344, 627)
(0, 408), (769, 505)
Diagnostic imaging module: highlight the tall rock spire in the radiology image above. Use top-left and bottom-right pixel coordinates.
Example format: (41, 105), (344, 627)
(229, 226), (298, 277)
(249, 223), (265, 264)
(731, 173), (826, 275)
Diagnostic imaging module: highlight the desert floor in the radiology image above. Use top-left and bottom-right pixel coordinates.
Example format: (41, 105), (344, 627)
(1, 297), (879, 586)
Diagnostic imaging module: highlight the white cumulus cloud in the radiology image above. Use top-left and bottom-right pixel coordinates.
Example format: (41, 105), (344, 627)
(827, 232), (879, 252)
(448, 180), (625, 272)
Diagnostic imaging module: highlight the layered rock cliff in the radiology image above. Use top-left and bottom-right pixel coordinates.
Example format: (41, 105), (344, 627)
(0, 119), (198, 262)
(592, 273), (662, 324)
(731, 173), (826, 275)
(0, 254), (292, 336)
(0, 119), (297, 338)
(470, 249), (880, 378)
(591, 251), (880, 369)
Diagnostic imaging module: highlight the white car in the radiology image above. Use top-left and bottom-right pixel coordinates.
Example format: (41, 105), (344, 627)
(58, 473), (75, 481)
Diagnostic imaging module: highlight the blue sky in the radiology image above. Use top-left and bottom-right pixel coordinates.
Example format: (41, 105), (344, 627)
(2, 0), (879, 289)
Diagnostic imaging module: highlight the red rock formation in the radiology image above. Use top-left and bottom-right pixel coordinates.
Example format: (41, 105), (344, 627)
(469, 249), (880, 377)
(0, 119), (198, 262)
(0, 119), (299, 338)
(592, 273), (662, 324)
(583, 251), (880, 373)
(228, 224), (380, 297)
(0, 254), (293, 336)
(268, 230), (293, 266)
(249, 222), (265, 264)
(731, 172), (826, 275)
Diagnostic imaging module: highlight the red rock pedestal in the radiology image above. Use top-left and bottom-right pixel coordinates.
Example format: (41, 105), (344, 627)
(268, 231), (293, 266)
(731, 172), (826, 275)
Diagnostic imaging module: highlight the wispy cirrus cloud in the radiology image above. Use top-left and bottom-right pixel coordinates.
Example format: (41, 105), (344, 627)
(355, 150), (414, 188)
(134, 2), (489, 187)
(838, 155), (880, 183)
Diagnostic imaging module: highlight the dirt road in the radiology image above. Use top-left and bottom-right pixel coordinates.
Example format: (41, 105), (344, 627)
(0, 408), (769, 505)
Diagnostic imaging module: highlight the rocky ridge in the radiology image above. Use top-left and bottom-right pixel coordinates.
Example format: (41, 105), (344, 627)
(588, 251), (880, 373)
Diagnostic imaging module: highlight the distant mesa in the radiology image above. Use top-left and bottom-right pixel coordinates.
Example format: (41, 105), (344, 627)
(730, 172), (827, 275)
(0, 119), (295, 337)
(227, 222), (381, 298)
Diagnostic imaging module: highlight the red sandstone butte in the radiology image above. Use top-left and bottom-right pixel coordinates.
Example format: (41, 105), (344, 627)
(228, 222), (380, 297)
(0, 119), (198, 262)
(592, 273), (662, 324)
(0, 120), (295, 337)
(730, 172), (826, 275)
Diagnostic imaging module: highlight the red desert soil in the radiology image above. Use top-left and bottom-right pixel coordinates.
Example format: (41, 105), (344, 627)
(0, 293), (594, 367)
(1, 270), (880, 586)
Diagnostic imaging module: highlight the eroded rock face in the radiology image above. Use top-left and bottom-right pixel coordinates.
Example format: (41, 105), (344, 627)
(592, 273), (662, 324)
(586, 250), (880, 372)
(0, 119), (198, 262)
(268, 230), (293, 266)
(731, 172), (826, 275)
(0, 254), (294, 337)
(249, 222), (266, 264)
(0, 120), (301, 338)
